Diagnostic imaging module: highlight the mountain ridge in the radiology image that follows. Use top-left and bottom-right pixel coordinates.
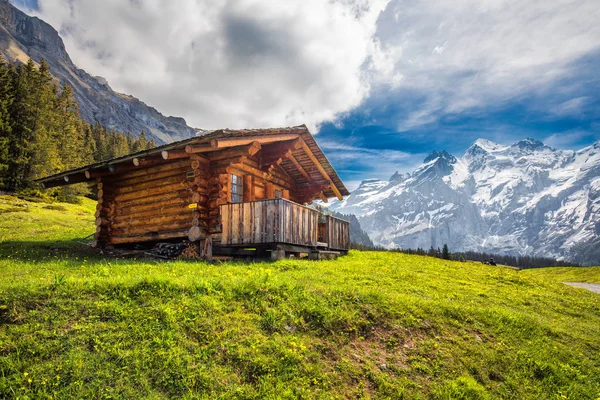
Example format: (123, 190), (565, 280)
(329, 138), (600, 264)
(0, 0), (199, 144)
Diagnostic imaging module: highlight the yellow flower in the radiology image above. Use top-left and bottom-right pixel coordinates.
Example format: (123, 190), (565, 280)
(23, 372), (28, 377)
(28, 379), (32, 383)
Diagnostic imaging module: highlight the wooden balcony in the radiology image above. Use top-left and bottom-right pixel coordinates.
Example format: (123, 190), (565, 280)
(220, 198), (350, 251)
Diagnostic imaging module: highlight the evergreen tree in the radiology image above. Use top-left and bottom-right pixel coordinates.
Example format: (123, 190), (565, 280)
(0, 57), (158, 194)
(442, 244), (450, 260)
(0, 56), (13, 188)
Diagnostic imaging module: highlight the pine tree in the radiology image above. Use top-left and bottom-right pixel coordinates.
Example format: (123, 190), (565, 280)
(442, 244), (450, 260)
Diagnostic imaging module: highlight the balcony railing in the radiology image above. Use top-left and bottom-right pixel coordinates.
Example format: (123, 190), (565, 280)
(220, 198), (350, 250)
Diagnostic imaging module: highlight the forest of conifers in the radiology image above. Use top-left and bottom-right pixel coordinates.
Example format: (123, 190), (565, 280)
(0, 57), (156, 197)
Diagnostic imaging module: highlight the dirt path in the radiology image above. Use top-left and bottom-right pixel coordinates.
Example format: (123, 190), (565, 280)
(563, 282), (600, 294)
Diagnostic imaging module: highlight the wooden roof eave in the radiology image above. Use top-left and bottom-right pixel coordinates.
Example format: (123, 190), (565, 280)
(35, 135), (211, 188)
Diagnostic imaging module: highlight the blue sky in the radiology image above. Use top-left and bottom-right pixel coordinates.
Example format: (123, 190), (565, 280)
(13, 0), (600, 190)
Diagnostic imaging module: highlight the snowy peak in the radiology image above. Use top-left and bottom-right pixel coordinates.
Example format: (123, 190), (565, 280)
(415, 150), (457, 179)
(471, 138), (506, 152)
(389, 171), (405, 183)
(331, 138), (600, 264)
(512, 138), (547, 152)
(424, 150), (457, 164)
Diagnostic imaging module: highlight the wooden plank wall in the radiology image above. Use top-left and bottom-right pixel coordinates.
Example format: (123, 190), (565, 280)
(221, 199), (318, 247)
(325, 216), (351, 251)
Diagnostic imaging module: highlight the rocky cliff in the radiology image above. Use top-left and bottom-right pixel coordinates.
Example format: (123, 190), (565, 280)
(0, 0), (198, 144)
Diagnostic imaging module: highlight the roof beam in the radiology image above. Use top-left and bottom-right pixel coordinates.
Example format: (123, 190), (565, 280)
(162, 149), (192, 160)
(286, 153), (312, 183)
(298, 138), (343, 200)
(318, 191), (328, 203)
(185, 141), (218, 154)
(212, 134), (300, 149)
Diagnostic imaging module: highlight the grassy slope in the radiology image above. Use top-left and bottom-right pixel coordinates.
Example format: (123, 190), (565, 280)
(0, 195), (599, 399)
(524, 266), (600, 284)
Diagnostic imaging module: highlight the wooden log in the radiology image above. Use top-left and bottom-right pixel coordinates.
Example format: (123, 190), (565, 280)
(112, 206), (195, 223)
(227, 163), (293, 189)
(191, 192), (209, 204)
(208, 198), (228, 209)
(110, 220), (195, 237)
(201, 237), (213, 261)
(116, 166), (194, 188)
(185, 142), (218, 154)
(113, 174), (201, 196)
(115, 190), (192, 209)
(190, 154), (210, 163)
(114, 198), (202, 215)
(319, 191), (328, 203)
(208, 142), (262, 162)
(161, 149), (191, 160)
(111, 213), (195, 230)
(188, 226), (206, 241)
(262, 150), (291, 169)
(117, 159), (191, 180)
(243, 175), (254, 202)
(112, 181), (194, 202)
(108, 230), (190, 245)
(210, 156), (247, 170)
(213, 134), (299, 148)
(260, 139), (302, 157)
(265, 182), (275, 199)
(132, 156), (165, 167)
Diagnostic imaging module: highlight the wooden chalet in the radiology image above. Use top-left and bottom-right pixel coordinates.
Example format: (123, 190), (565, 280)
(37, 125), (351, 260)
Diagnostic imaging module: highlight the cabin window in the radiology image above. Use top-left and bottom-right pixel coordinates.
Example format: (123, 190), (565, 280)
(231, 174), (243, 203)
(275, 189), (283, 199)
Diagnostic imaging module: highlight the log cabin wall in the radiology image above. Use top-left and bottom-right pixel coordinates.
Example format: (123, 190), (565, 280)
(94, 158), (203, 246)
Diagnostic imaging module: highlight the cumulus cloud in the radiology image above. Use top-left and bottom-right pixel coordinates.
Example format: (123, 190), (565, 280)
(27, 0), (391, 131)
(374, 0), (600, 130)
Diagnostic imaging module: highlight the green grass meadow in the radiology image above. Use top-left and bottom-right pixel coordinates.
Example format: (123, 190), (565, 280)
(0, 194), (599, 399)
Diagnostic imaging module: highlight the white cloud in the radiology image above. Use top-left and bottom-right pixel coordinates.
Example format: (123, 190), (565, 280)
(17, 0), (600, 143)
(544, 130), (599, 149)
(376, 0), (600, 129)
(318, 138), (425, 182)
(29, 0), (392, 131)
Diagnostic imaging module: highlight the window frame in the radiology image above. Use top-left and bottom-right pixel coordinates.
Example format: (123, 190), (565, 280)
(230, 174), (243, 203)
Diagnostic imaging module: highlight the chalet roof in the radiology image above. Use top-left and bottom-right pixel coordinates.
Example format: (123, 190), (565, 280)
(36, 125), (350, 199)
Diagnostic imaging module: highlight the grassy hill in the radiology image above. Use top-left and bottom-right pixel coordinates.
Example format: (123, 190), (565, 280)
(1, 194), (599, 399)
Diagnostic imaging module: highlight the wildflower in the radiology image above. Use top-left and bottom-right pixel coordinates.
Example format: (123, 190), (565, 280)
(23, 372), (28, 377)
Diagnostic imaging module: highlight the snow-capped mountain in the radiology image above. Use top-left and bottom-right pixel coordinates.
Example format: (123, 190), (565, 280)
(329, 138), (600, 264)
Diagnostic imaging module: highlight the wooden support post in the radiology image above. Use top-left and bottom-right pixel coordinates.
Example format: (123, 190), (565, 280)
(265, 182), (275, 199)
(243, 175), (254, 202)
(271, 249), (286, 261)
